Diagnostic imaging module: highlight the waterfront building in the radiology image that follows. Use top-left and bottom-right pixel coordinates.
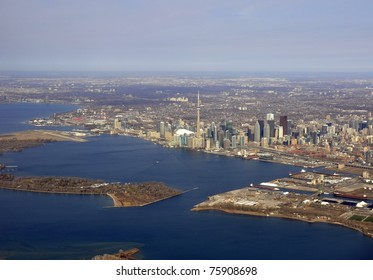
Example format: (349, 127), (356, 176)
(205, 139), (211, 150)
(114, 118), (122, 130)
(261, 137), (268, 147)
(223, 139), (231, 149)
(269, 137), (276, 145)
(165, 131), (173, 142)
(231, 135), (237, 149)
(173, 134), (182, 147)
(159, 121), (165, 139)
(239, 135), (246, 147)
(218, 130), (225, 148)
(212, 124), (218, 142)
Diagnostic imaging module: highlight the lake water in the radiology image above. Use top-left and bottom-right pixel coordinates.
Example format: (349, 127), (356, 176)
(1, 103), (373, 260)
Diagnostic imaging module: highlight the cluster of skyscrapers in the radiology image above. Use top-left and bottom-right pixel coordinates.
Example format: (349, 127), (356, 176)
(153, 95), (373, 163)
(156, 95), (294, 150)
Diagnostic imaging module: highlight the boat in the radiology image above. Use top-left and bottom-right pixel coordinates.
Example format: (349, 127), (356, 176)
(333, 191), (371, 200)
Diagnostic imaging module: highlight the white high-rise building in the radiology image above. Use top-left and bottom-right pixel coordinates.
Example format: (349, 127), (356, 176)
(266, 113), (274, 121)
(278, 126), (284, 138)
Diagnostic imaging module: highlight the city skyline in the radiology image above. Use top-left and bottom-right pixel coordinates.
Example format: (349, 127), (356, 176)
(1, 0), (373, 72)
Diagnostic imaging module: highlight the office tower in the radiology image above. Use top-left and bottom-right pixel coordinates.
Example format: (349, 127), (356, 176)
(311, 131), (319, 145)
(349, 119), (359, 131)
(278, 126), (284, 138)
(223, 139), (231, 149)
(327, 125), (335, 136)
(261, 137), (268, 147)
(225, 130), (232, 141)
(239, 135), (245, 147)
(247, 127), (254, 142)
(114, 118), (122, 130)
(231, 135), (237, 149)
(254, 121), (261, 142)
(226, 120), (234, 135)
(267, 120), (275, 137)
(280, 116), (288, 136)
(218, 130), (225, 148)
(159, 121), (165, 139)
(211, 122), (218, 142)
(220, 120), (226, 132)
(287, 120), (293, 135)
(205, 139), (211, 150)
(266, 113), (274, 121)
(258, 120), (265, 138)
(264, 122), (270, 139)
(321, 124), (328, 135)
(366, 150), (373, 164)
(360, 121), (368, 131)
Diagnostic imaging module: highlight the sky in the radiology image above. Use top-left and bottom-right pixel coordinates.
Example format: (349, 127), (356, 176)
(1, 0), (373, 72)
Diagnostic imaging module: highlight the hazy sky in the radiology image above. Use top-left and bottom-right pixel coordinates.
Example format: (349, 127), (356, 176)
(1, 0), (373, 72)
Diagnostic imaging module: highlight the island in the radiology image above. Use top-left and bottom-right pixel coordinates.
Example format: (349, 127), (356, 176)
(0, 130), (87, 154)
(92, 248), (140, 260)
(0, 174), (182, 207)
(192, 185), (373, 238)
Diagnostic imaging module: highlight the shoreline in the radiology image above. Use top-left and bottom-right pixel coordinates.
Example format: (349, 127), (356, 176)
(0, 177), (183, 208)
(192, 206), (373, 239)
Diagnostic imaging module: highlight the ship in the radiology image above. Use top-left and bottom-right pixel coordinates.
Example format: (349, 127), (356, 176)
(333, 191), (371, 200)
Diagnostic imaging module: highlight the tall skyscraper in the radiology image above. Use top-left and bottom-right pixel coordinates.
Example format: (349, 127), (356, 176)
(287, 119), (293, 136)
(114, 118), (122, 130)
(159, 121), (165, 138)
(254, 121), (261, 142)
(226, 119), (233, 135)
(266, 113), (274, 121)
(264, 122), (270, 139)
(267, 120), (275, 137)
(211, 122), (217, 142)
(278, 126), (284, 138)
(258, 120), (265, 138)
(231, 135), (237, 149)
(280, 116), (288, 136)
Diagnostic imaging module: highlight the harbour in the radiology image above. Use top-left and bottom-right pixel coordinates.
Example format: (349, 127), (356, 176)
(1, 103), (373, 260)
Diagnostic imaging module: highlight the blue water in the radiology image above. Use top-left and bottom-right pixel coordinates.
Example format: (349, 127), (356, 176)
(0, 102), (78, 134)
(1, 103), (373, 260)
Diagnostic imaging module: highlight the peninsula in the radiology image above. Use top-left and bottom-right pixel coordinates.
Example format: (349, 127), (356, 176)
(192, 186), (373, 238)
(0, 175), (182, 207)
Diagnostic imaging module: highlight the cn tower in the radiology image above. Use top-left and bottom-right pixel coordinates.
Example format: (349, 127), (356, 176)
(196, 91), (201, 139)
